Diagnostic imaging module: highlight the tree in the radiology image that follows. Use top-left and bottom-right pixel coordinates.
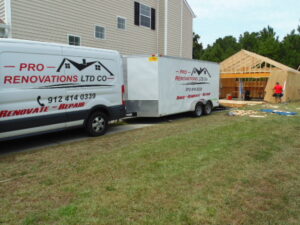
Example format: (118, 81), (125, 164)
(279, 27), (300, 69)
(256, 26), (281, 60)
(200, 36), (240, 62)
(239, 31), (259, 52)
(192, 33), (204, 59)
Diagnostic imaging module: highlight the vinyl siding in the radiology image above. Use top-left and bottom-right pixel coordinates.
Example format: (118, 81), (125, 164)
(0, 0), (5, 21)
(11, 0), (158, 55)
(9, 0), (193, 58)
(166, 0), (181, 57)
(182, 2), (193, 58)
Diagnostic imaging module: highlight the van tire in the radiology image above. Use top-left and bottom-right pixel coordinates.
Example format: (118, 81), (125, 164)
(193, 103), (203, 117)
(203, 102), (213, 115)
(85, 111), (108, 136)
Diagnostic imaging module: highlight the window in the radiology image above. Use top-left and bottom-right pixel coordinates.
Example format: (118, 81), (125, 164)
(134, 2), (156, 30)
(140, 4), (151, 28)
(117, 17), (126, 29)
(68, 35), (80, 46)
(95, 26), (105, 39)
(65, 63), (71, 69)
(95, 65), (101, 70)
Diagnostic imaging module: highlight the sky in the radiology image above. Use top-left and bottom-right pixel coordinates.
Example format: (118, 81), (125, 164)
(188, 0), (300, 47)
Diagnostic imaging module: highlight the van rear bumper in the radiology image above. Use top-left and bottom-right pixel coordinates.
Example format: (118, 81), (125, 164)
(108, 105), (126, 120)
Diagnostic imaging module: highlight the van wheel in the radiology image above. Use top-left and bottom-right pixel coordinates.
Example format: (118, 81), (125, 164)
(193, 103), (203, 117)
(85, 111), (108, 136)
(204, 102), (213, 115)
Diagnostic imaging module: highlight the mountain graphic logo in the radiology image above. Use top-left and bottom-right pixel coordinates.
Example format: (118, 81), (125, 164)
(191, 67), (211, 78)
(57, 58), (114, 76)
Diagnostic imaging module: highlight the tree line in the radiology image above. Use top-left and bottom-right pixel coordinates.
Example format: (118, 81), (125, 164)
(193, 26), (300, 70)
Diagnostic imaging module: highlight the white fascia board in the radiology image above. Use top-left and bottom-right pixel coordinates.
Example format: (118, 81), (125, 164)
(183, 0), (196, 18)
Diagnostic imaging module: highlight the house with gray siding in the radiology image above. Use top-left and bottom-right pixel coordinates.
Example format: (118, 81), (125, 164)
(0, 0), (195, 58)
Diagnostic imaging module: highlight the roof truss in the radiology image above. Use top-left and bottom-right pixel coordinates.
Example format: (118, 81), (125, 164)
(221, 50), (298, 75)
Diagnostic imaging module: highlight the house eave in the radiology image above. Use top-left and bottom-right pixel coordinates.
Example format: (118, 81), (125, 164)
(183, 0), (196, 18)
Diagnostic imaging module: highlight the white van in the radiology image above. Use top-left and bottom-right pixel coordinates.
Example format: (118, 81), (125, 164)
(0, 39), (126, 141)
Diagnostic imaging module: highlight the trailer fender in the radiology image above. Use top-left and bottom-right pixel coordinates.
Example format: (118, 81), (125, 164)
(190, 100), (207, 112)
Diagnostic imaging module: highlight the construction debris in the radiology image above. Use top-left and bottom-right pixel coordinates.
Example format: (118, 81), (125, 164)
(228, 110), (266, 117)
(220, 100), (264, 108)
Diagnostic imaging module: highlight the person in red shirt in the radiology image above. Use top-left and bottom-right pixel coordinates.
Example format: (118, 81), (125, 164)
(273, 82), (283, 103)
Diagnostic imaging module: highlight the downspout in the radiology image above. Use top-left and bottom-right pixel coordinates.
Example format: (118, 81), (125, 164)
(164, 0), (168, 56)
(4, 0), (12, 38)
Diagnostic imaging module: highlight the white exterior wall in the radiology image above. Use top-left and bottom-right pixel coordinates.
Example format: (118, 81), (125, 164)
(8, 0), (194, 58)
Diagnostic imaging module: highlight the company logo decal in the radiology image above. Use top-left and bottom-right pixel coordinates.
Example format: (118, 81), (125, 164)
(56, 58), (114, 76)
(2, 58), (115, 89)
(175, 67), (211, 85)
(191, 67), (211, 78)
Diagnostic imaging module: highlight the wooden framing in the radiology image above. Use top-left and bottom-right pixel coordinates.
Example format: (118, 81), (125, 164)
(221, 50), (298, 78)
(220, 50), (300, 100)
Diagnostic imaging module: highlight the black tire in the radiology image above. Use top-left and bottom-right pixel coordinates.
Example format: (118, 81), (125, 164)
(85, 111), (108, 136)
(193, 103), (203, 117)
(203, 102), (213, 115)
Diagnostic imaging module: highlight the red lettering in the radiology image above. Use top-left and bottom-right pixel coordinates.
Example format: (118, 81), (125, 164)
(21, 76), (30, 84)
(28, 64), (36, 71)
(180, 70), (187, 74)
(30, 76), (38, 83)
(36, 64), (45, 71)
(58, 102), (85, 110)
(177, 96), (185, 100)
(60, 76), (66, 82)
(4, 76), (12, 84)
(13, 109), (24, 116)
(0, 110), (8, 118)
(19, 63), (27, 71)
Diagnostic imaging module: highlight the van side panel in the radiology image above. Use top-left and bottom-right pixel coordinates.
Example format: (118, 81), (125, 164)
(61, 47), (124, 124)
(0, 40), (125, 141)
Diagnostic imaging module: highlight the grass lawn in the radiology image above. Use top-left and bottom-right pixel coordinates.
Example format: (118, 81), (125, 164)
(0, 102), (300, 225)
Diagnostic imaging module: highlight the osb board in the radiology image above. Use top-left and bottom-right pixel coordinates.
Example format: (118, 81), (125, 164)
(264, 71), (300, 103)
(285, 71), (300, 101)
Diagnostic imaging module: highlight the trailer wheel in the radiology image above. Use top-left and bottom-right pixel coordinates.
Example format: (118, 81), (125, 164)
(203, 102), (213, 115)
(193, 103), (203, 117)
(85, 111), (108, 136)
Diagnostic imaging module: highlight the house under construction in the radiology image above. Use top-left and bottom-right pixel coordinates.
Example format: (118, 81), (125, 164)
(220, 50), (300, 103)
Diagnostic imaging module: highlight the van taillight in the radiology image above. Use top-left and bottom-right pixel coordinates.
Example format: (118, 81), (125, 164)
(122, 85), (125, 105)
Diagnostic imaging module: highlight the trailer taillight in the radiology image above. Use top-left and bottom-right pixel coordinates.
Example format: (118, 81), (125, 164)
(122, 85), (125, 105)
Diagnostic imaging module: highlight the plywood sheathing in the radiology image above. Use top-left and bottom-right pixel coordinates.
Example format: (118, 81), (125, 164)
(264, 71), (300, 103)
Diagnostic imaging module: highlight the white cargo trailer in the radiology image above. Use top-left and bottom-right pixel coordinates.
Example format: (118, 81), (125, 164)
(125, 56), (220, 117)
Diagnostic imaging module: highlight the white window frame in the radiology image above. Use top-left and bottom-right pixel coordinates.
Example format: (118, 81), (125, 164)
(139, 3), (151, 28)
(117, 16), (126, 30)
(68, 34), (81, 46)
(95, 25), (106, 40)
